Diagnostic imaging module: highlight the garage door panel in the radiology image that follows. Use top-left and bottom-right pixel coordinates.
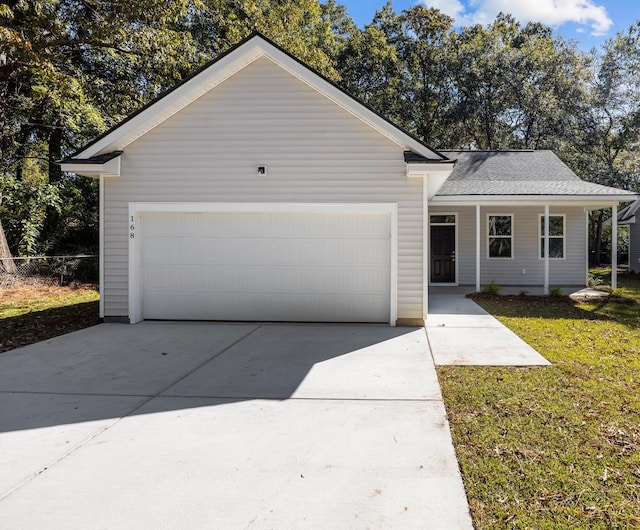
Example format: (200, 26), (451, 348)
(144, 266), (389, 296)
(140, 210), (391, 322)
(143, 291), (390, 322)
(252, 212), (389, 238)
(143, 235), (391, 267)
(142, 237), (174, 263)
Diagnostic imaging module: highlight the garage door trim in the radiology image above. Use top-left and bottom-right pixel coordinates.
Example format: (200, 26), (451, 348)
(128, 202), (398, 324)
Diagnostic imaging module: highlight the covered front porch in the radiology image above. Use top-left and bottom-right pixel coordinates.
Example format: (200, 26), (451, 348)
(425, 150), (636, 296)
(427, 201), (623, 294)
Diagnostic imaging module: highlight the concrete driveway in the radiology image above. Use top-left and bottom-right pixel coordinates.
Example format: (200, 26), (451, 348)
(0, 322), (472, 529)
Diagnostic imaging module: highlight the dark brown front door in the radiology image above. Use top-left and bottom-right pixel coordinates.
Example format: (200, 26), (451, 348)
(431, 225), (455, 283)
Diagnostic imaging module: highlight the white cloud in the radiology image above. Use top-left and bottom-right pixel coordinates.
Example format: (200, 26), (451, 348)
(423, 0), (613, 36)
(424, 0), (466, 19)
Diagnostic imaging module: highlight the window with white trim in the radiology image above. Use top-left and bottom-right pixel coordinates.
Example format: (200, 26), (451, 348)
(539, 214), (565, 259)
(487, 214), (513, 259)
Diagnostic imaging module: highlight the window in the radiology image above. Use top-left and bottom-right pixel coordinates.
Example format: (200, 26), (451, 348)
(487, 214), (513, 258)
(430, 214), (456, 225)
(539, 214), (565, 259)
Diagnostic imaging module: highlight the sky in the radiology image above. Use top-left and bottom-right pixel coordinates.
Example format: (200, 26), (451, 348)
(342, 0), (640, 51)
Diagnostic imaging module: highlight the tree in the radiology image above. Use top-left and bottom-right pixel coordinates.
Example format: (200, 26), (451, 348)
(0, 0), (199, 256)
(445, 14), (590, 150)
(561, 22), (640, 264)
(336, 21), (404, 124)
(336, 4), (455, 146)
(505, 23), (591, 150)
(445, 15), (515, 148)
(1, 0), (357, 258)
(186, 0), (342, 79)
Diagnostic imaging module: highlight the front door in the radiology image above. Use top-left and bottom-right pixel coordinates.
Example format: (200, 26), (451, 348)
(430, 225), (455, 283)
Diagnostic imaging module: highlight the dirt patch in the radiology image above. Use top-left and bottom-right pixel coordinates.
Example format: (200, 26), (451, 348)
(608, 296), (640, 305)
(0, 283), (98, 303)
(0, 308), (100, 353)
(0, 283), (100, 353)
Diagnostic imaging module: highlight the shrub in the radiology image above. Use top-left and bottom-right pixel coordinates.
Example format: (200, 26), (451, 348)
(548, 286), (563, 298)
(588, 273), (605, 287)
(482, 280), (501, 295)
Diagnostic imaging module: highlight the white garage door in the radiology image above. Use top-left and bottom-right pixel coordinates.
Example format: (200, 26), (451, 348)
(140, 210), (391, 322)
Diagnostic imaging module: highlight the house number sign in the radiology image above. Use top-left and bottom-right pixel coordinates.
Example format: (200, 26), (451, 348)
(130, 215), (135, 239)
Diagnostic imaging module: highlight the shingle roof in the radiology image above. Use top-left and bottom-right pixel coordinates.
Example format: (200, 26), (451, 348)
(404, 151), (455, 164)
(436, 150), (635, 197)
(59, 150), (122, 165)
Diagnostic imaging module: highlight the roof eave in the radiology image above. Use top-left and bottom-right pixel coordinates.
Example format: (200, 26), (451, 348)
(404, 159), (457, 199)
(405, 160), (456, 177)
(59, 151), (122, 178)
(430, 193), (638, 207)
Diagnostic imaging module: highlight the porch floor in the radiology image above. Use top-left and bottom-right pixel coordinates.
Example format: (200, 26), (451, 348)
(429, 284), (589, 296)
(430, 284), (610, 301)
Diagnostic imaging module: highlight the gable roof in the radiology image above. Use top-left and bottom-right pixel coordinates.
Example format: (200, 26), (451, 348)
(616, 198), (640, 224)
(64, 32), (450, 165)
(435, 150), (636, 199)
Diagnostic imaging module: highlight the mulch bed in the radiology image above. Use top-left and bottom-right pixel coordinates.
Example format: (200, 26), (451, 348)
(467, 291), (639, 305)
(467, 292), (574, 303)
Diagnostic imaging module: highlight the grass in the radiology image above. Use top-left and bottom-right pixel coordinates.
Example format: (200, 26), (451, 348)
(0, 283), (99, 353)
(438, 271), (640, 529)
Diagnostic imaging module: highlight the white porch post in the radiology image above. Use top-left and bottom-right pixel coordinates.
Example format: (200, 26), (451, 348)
(475, 204), (481, 292)
(544, 204), (550, 295)
(612, 204), (618, 289)
(423, 177), (429, 320)
(99, 176), (105, 319)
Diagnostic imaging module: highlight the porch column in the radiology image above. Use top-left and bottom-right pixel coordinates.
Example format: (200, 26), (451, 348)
(423, 177), (429, 319)
(612, 204), (618, 289)
(544, 204), (550, 295)
(476, 204), (481, 292)
(99, 176), (105, 319)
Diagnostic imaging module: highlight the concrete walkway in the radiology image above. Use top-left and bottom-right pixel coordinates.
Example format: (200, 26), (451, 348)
(426, 294), (551, 366)
(0, 322), (473, 529)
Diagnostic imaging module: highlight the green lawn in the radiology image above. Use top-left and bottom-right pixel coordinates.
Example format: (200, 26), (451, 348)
(438, 273), (640, 529)
(0, 284), (99, 353)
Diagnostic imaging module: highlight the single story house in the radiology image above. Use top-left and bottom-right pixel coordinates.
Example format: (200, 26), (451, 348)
(60, 33), (636, 325)
(615, 198), (640, 272)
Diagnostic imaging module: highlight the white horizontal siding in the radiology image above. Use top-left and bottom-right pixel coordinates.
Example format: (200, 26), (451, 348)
(429, 205), (587, 286)
(103, 57), (423, 319)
